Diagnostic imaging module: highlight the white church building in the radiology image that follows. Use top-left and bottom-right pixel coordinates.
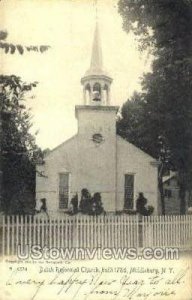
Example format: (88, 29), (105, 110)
(36, 23), (159, 214)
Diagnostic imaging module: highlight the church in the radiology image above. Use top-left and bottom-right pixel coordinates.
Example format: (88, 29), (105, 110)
(36, 23), (159, 215)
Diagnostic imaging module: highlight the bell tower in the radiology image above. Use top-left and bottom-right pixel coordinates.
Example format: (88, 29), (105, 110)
(75, 12), (119, 212)
(81, 22), (113, 106)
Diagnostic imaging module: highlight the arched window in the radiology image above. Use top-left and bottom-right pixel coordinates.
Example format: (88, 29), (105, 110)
(103, 84), (108, 104)
(92, 83), (101, 101)
(85, 83), (91, 103)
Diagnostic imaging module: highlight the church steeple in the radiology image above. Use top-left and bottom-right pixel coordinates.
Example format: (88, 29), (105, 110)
(81, 21), (113, 106)
(90, 22), (103, 73)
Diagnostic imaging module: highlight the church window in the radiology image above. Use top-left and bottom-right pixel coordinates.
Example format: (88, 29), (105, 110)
(59, 173), (70, 209)
(92, 83), (101, 101)
(124, 174), (134, 209)
(92, 133), (104, 144)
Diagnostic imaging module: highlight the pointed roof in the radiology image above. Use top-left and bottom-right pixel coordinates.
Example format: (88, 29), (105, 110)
(90, 22), (103, 72)
(83, 22), (111, 79)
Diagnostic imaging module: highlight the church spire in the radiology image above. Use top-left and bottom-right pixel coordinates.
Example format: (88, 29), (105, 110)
(90, 22), (103, 73)
(81, 12), (113, 106)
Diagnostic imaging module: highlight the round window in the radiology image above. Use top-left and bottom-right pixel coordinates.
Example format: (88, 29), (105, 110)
(92, 133), (104, 144)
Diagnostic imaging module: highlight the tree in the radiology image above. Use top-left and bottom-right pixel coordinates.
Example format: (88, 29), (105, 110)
(117, 91), (156, 154)
(0, 26), (50, 213)
(0, 30), (50, 55)
(118, 0), (192, 214)
(0, 75), (42, 214)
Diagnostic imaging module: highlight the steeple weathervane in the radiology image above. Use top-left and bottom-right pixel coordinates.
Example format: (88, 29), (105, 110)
(94, 0), (98, 22)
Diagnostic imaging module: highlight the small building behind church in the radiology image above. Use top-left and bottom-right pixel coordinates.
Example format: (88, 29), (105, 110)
(36, 23), (159, 215)
(163, 171), (192, 215)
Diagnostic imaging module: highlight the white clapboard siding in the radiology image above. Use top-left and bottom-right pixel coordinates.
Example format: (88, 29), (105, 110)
(0, 214), (192, 256)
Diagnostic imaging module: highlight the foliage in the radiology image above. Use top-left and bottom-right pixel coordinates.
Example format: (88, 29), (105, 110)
(0, 30), (50, 55)
(70, 193), (78, 215)
(91, 192), (105, 216)
(0, 75), (42, 214)
(117, 91), (154, 154)
(118, 0), (192, 213)
(118, 0), (192, 54)
(136, 192), (154, 216)
(79, 189), (104, 215)
(79, 188), (92, 214)
(0, 25), (49, 213)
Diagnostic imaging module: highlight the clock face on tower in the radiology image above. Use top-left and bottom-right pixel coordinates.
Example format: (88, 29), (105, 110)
(92, 133), (104, 144)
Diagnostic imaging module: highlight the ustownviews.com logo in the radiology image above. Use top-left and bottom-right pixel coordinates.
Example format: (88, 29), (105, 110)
(17, 245), (179, 260)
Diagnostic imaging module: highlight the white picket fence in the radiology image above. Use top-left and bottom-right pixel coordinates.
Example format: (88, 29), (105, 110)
(141, 215), (192, 248)
(0, 214), (192, 256)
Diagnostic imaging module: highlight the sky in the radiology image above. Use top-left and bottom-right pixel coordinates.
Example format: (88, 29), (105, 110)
(0, 0), (151, 150)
